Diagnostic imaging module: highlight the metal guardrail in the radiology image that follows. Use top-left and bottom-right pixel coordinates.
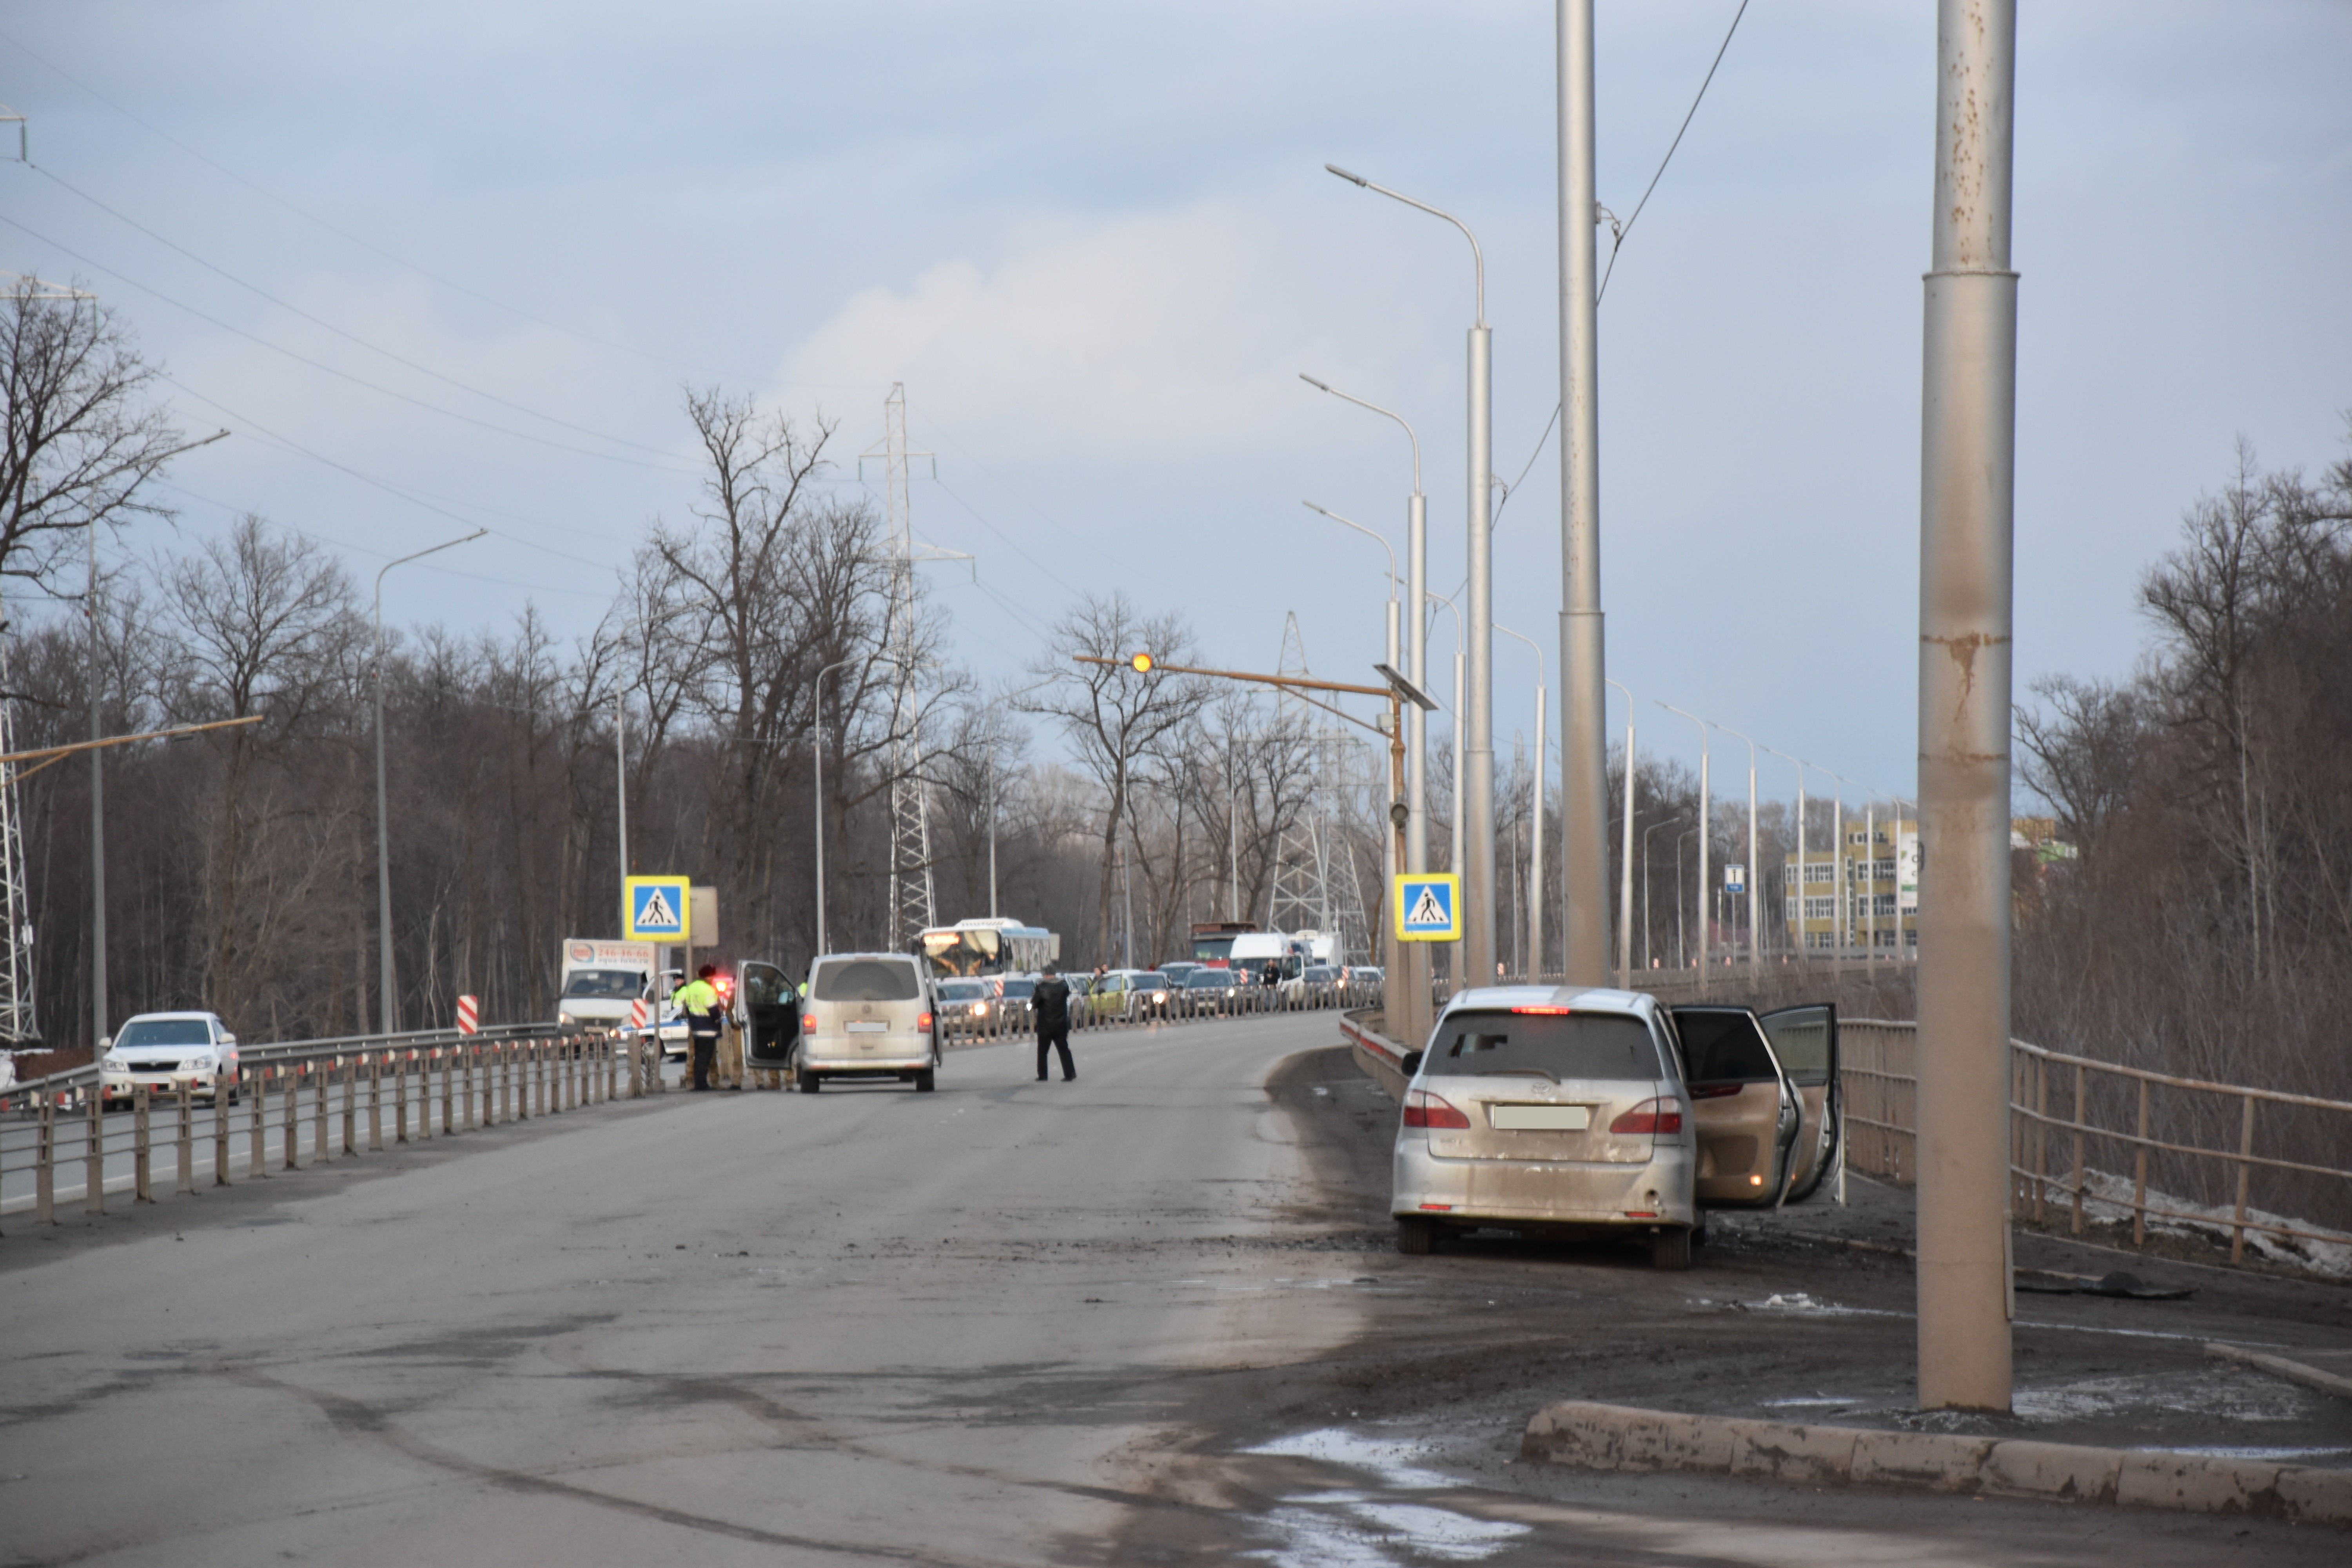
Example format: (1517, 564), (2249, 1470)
(1834, 1019), (2352, 1266)
(0, 1023), (669, 1236)
(933, 975), (1380, 1047)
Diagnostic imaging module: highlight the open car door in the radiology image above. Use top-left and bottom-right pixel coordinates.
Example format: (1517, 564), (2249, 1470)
(1759, 1004), (1839, 1203)
(1671, 1005), (1799, 1208)
(741, 960), (799, 1072)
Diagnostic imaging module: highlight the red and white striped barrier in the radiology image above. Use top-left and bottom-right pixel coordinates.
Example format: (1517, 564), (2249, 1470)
(628, 998), (650, 1031)
(457, 995), (480, 1035)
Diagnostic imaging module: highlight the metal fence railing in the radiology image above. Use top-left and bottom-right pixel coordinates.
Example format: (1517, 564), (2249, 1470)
(1834, 1019), (2352, 1267)
(0, 1024), (683, 1236)
(933, 973), (1380, 1047)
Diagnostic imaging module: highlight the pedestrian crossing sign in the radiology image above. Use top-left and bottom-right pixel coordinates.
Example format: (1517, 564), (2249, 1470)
(1393, 873), (1461, 943)
(625, 875), (693, 943)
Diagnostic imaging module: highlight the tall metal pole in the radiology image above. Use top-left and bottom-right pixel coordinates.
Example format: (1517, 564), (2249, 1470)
(1766, 747), (1806, 960)
(1662, 705), (1709, 994)
(1715, 723), (1762, 975)
(987, 756), (999, 920)
(1916, 0), (2018, 1413)
(88, 521), (106, 1047)
(1558, 0), (1610, 986)
(615, 691), (629, 928)
(1499, 624), (1545, 982)
(373, 530), (485, 1036)
(814, 658), (855, 958)
(1604, 678), (1634, 987)
(1321, 172), (1489, 990)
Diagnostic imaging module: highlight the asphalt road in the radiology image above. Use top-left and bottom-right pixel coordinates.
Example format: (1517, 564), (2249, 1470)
(2, 1016), (2345, 1566)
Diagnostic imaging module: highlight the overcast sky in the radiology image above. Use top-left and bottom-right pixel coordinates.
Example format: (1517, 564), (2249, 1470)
(3, 0), (2346, 810)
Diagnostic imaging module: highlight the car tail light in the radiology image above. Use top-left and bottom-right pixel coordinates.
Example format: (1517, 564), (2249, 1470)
(1402, 1088), (1471, 1130)
(1690, 1082), (1745, 1100)
(1511, 1005), (1574, 1015)
(801, 1013), (816, 1033)
(918, 1012), (933, 1031)
(1609, 1098), (1684, 1135)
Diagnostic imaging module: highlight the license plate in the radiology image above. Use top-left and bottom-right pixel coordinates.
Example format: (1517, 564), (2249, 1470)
(1489, 1103), (1591, 1131)
(845, 1021), (889, 1034)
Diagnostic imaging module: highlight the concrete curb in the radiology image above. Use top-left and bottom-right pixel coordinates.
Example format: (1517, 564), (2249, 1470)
(1523, 1399), (2352, 1526)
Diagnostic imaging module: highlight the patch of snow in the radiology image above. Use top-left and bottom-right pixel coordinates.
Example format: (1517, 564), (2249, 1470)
(2068, 1167), (2352, 1279)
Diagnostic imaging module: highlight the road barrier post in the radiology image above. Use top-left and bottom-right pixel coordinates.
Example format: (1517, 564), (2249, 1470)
(316, 1063), (332, 1163)
(176, 1081), (195, 1195)
(134, 1085), (151, 1202)
(36, 1093), (55, 1222)
(85, 1087), (103, 1214)
(2231, 1095), (2256, 1265)
(284, 1070), (300, 1169)
(251, 1070), (268, 1178)
(368, 1054), (383, 1152)
(342, 1060), (358, 1156)
(214, 1073), (231, 1186)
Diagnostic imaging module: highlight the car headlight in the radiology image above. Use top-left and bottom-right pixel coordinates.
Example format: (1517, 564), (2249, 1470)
(104, 1057), (131, 1076)
(558, 1011), (576, 1025)
(974, 1002), (988, 1016)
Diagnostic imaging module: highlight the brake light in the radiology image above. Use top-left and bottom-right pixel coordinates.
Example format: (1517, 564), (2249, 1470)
(1610, 1098), (1685, 1135)
(1402, 1088), (1471, 1130)
(801, 1013), (816, 1033)
(1690, 1082), (1744, 1100)
(918, 1012), (933, 1031)
(1511, 1005), (1574, 1014)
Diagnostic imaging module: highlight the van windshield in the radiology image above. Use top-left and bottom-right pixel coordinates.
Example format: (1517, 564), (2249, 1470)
(561, 969), (645, 1000)
(1425, 1010), (1665, 1082)
(813, 959), (921, 1002)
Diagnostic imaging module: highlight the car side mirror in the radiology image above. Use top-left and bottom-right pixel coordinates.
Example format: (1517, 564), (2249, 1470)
(99, 1035), (113, 1051)
(219, 1034), (236, 1047)
(1401, 1050), (1424, 1078)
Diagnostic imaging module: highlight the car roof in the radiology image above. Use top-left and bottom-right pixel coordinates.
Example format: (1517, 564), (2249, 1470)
(119, 1011), (223, 1024)
(813, 952), (919, 964)
(1439, 984), (1656, 1018)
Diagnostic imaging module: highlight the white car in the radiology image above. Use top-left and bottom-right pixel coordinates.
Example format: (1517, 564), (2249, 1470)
(101, 1012), (240, 1108)
(797, 953), (938, 1093)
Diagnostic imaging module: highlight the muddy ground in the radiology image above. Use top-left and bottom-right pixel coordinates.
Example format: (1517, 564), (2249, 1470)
(1110, 1044), (2352, 1565)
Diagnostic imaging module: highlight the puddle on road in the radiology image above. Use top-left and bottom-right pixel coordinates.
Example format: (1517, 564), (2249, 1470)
(1239, 1428), (1532, 1566)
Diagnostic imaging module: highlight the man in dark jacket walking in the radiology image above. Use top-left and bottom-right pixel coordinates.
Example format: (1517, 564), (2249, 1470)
(1033, 964), (1075, 1083)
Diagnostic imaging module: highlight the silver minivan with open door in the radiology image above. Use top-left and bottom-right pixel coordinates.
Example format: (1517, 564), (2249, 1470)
(797, 953), (939, 1093)
(1392, 986), (1700, 1268)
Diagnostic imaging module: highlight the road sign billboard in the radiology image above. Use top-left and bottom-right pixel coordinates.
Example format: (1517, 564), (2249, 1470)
(1393, 873), (1461, 943)
(625, 875), (692, 943)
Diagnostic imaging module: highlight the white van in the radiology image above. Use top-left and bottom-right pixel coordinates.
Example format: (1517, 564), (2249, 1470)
(798, 952), (940, 1093)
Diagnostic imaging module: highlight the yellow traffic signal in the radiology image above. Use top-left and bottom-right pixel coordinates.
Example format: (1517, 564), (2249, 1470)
(1130, 652), (1154, 673)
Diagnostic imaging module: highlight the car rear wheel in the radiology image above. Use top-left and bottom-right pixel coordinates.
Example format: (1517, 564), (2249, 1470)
(1396, 1215), (1439, 1255)
(1651, 1227), (1695, 1271)
(796, 1065), (820, 1094)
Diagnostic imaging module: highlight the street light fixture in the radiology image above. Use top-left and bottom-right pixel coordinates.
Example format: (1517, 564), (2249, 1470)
(1326, 162), (1497, 989)
(1710, 720), (1762, 975)
(374, 528), (487, 1035)
(1641, 815), (1681, 973)
(1762, 745), (1813, 962)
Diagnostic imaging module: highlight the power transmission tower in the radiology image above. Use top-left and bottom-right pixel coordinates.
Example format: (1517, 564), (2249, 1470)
(869, 385), (936, 950)
(1266, 617), (1323, 939)
(0, 618), (39, 1045)
(1267, 612), (1373, 960)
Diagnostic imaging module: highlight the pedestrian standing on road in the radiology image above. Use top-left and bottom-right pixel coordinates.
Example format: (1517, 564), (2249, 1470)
(1034, 963), (1075, 1083)
(673, 965), (724, 1092)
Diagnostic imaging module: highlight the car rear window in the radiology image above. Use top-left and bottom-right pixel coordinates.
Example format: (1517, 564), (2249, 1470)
(1425, 1010), (1664, 1082)
(1675, 1009), (1781, 1083)
(115, 1019), (213, 1048)
(812, 959), (921, 1002)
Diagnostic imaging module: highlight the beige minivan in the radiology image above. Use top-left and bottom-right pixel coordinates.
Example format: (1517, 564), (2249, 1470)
(797, 953), (940, 1093)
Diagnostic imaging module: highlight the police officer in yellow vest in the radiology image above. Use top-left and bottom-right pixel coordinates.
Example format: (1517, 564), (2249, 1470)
(672, 965), (724, 1091)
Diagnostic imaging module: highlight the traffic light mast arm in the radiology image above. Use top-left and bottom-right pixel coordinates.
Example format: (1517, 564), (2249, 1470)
(1072, 653), (1392, 739)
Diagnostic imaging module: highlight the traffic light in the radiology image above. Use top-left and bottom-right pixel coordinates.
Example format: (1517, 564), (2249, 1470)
(1130, 652), (1154, 673)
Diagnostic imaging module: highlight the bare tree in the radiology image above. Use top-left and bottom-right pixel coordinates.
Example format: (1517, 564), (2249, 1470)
(1020, 595), (1209, 960)
(0, 281), (185, 595)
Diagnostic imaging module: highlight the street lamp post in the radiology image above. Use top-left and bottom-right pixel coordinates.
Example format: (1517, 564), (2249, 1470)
(1327, 164), (1496, 991)
(1641, 816), (1680, 973)
(1604, 678), (1635, 987)
(1764, 747), (1810, 962)
(812, 657), (860, 958)
(374, 529), (486, 1035)
(1499, 624), (1546, 981)
(1712, 721), (1762, 975)
(1660, 705), (1710, 993)
(1425, 590), (1466, 903)
(1676, 825), (1701, 970)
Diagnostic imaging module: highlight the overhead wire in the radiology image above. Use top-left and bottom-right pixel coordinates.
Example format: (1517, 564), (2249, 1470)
(0, 211), (701, 474)
(26, 162), (693, 462)
(0, 21), (771, 385)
